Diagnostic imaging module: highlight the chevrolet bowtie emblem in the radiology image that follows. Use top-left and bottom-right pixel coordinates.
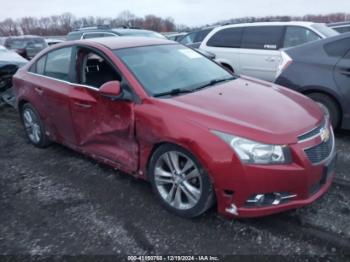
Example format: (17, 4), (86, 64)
(320, 127), (330, 142)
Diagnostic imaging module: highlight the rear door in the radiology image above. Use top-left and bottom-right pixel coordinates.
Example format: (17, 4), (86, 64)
(239, 26), (284, 81)
(69, 46), (138, 172)
(29, 46), (77, 145)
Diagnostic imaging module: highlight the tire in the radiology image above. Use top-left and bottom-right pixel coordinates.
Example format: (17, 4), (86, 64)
(20, 103), (51, 148)
(307, 93), (341, 128)
(148, 144), (215, 218)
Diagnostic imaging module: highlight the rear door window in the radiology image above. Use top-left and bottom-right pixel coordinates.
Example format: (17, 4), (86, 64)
(324, 37), (350, 57)
(241, 26), (284, 50)
(283, 26), (321, 48)
(36, 55), (46, 74)
(29, 55), (46, 74)
(44, 47), (73, 81)
(207, 27), (243, 48)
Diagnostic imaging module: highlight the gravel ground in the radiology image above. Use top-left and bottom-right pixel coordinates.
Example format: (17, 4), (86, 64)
(0, 106), (349, 259)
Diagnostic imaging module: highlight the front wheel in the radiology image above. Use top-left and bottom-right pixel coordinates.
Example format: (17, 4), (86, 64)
(148, 144), (215, 218)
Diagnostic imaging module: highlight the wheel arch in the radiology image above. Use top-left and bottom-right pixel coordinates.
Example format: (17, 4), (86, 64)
(301, 88), (343, 124)
(144, 140), (216, 185)
(17, 99), (29, 112)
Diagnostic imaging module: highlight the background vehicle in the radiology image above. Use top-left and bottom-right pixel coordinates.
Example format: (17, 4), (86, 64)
(4, 36), (48, 60)
(179, 27), (215, 48)
(0, 45), (27, 106)
(66, 26), (166, 40)
(166, 32), (188, 41)
(200, 22), (338, 81)
(328, 21), (350, 33)
(13, 37), (333, 218)
(275, 33), (350, 129)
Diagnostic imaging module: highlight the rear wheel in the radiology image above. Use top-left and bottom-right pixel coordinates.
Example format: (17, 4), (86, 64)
(21, 103), (51, 148)
(307, 93), (341, 128)
(148, 144), (214, 218)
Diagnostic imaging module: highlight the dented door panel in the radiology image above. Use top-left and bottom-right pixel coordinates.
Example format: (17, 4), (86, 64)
(70, 85), (138, 173)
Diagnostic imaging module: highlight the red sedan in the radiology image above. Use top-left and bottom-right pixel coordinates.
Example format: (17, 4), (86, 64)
(12, 37), (336, 218)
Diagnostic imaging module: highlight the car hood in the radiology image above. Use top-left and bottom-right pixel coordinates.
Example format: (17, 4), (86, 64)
(162, 76), (324, 144)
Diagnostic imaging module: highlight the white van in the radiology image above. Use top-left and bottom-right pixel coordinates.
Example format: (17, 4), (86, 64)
(199, 22), (338, 82)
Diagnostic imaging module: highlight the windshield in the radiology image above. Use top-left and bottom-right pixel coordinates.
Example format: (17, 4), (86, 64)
(311, 24), (339, 37)
(114, 44), (233, 97)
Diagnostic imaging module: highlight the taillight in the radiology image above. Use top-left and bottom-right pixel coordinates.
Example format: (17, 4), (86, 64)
(275, 51), (293, 80)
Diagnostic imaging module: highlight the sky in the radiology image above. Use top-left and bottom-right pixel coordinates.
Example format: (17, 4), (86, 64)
(1, 0), (349, 26)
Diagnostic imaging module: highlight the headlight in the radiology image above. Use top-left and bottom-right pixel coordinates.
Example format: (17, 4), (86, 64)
(212, 130), (291, 164)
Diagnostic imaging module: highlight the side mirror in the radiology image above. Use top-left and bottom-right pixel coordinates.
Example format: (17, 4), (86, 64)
(100, 81), (122, 100)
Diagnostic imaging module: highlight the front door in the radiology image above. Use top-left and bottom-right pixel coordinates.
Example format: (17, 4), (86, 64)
(70, 47), (139, 172)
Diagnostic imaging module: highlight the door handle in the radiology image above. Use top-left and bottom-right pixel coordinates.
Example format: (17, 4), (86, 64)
(74, 102), (92, 109)
(34, 87), (43, 95)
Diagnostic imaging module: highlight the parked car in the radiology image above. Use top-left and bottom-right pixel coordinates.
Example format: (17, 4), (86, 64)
(4, 36), (48, 60)
(0, 45), (27, 107)
(275, 33), (350, 130)
(0, 45), (27, 92)
(179, 27), (215, 48)
(67, 26), (166, 40)
(45, 38), (65, 46)
(328, 21), (350, 33)
(166, 32), (188, 42)
(13, 37), (335, 218)
(200, 22), (338, 81)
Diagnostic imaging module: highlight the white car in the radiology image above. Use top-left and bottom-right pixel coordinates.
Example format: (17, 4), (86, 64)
(199, 22), (338, 82)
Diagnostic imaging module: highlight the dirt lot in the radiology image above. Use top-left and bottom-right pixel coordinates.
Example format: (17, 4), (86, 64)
(0, 105), (350, 258)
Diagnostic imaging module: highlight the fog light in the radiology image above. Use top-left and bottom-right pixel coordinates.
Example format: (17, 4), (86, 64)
(246, 192), (297, 207)
(247, 194), (265, 205)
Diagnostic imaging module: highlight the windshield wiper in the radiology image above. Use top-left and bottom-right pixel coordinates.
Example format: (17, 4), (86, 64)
(193, 76), (235, 91)
(154, 88), (194, 97)
(153, 76), (235, 98)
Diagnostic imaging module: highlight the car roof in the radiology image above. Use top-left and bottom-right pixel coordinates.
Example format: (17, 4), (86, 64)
(68, 28), (157, 35)
(76, 36), (174, 50)
(218, 21), (317, 29)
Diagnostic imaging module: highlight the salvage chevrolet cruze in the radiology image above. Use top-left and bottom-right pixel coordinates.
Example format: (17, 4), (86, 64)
(12, 37), (336, 218)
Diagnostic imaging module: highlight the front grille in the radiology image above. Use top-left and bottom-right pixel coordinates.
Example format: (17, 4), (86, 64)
(298, 120), (325, 141)
(304, 133), (333, 164)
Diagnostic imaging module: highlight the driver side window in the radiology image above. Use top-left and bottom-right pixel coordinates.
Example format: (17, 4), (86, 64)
(76, 48), (121, 89)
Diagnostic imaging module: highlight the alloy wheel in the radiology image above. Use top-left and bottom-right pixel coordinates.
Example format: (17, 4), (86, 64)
(22, 108), (42, 144)
(154, 151), (202, 210)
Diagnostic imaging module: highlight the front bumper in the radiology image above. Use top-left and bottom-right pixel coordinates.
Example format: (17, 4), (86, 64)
(214, 126), (336, 218)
